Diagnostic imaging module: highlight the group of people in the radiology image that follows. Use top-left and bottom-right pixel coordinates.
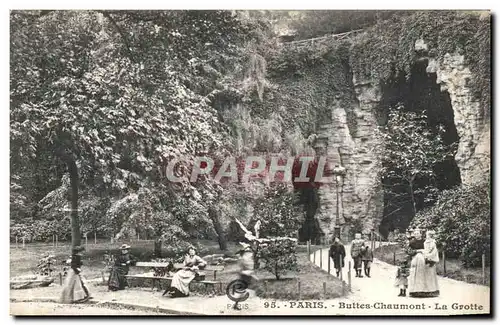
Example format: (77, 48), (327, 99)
(328, 229), (439, 298)
(395, 229), (440, 297)
(329, 233), (373, 279)
(107, 244), (209, 298)
(61, 228), (439, 304)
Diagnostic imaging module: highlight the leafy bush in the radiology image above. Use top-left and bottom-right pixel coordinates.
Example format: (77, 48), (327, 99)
(36, 252), (57, 276)
(253, 183), (302, 238)
(10, 219), (71, 243)
(150, 258), (175, 277)
(102, 251), (115, 272)
(258, 238), (298, 280)
(411, 180), (490, 267)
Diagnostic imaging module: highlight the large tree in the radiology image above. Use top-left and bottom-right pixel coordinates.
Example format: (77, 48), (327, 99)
(10, 10), (251, 296)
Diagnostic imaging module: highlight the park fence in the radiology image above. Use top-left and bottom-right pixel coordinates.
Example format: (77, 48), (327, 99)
(306, 240), (351, 296)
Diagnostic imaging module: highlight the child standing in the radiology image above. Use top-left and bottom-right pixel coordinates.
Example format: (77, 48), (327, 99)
(361, 244), (373, 278)
(395, 260), (409, 297)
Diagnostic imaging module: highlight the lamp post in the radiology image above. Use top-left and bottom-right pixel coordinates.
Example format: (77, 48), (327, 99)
(332, 164), (346, 241)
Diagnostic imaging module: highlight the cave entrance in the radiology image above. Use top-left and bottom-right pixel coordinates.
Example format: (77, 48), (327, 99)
(297, 187), (323, 244)
(378, 60), (461, 236)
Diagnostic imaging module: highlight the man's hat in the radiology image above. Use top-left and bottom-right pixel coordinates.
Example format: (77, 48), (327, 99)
(120, 244), (131, 250)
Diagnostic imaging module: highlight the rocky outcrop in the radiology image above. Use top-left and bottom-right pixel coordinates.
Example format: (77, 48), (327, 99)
(314, 80), (384, 243)
(426, 52), (490, 185)
(314, 43), (490, 244)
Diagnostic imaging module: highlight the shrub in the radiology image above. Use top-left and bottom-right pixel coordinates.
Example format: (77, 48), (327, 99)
(36, 252), (57, 276)
(258, 238), (298, 280)
(411, 180), (490, 267)
(150, 258), (174, 277)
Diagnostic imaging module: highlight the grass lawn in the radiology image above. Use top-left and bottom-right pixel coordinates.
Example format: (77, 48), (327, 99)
(374, 244), (490, 287)
(10, 239), (240, 280)
(252, 246), (345, 300)
(11, 240), (345, 300)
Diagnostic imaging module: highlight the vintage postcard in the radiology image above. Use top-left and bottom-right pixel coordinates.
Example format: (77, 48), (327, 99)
(10, 9), (491, 316)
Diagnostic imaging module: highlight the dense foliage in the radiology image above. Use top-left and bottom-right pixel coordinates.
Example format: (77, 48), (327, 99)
(381, 103), (456, 228)
(289, 11), (412, 40)
(10, 10), (257, 250)
(257, 238), (298, 280)
(253, 183), (302, 238)
(411, 180), (490, 267)
(350, 11), (490, 118)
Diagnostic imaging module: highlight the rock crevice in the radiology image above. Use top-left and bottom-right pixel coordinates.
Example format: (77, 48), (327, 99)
(427, 52), (490, 185)
(314, 79), (384, 243)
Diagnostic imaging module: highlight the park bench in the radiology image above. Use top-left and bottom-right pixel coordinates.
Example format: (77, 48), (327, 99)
(124, 262), (225, 295)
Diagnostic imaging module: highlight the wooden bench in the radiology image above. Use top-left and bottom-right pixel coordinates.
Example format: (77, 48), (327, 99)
(124, 262), (225, 295)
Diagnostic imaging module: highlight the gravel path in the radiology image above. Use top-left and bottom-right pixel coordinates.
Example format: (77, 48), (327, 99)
(311, 243), (490, 315)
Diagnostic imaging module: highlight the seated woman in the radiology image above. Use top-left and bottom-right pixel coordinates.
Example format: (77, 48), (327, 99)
(108, 244), (136, 291)
(165, 247), (207, 298)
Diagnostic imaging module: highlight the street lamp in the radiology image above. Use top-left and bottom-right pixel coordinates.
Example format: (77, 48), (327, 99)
(332, 164), (346, 241)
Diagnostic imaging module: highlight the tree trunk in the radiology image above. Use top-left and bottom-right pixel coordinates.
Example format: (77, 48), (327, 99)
(208, 207), (227, 251)
(58, 150), (81, 302)
(62, 154), (81, 248)
(154, 240), (162, 258)
(409, 178), (417, 216)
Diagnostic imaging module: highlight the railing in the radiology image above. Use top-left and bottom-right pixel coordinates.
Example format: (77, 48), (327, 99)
(282, 29), (364, 47)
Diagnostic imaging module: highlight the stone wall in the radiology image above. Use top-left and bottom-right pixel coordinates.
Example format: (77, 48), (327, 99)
(314, 79), (385, 243)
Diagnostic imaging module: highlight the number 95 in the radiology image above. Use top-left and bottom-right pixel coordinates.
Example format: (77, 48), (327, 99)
(264, 301), (277, 308)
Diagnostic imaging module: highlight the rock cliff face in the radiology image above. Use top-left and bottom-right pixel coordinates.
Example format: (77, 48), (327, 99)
(427, 52), (490, 185)
(313, 43), (489, 243)
(314, 79), (385, 243)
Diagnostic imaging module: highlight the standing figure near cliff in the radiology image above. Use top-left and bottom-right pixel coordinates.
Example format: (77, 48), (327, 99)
(351, 233), (364, 278)
(329, 237), (346, 277)
(361, 243), (374, 278)
(408, 229), (440, 297)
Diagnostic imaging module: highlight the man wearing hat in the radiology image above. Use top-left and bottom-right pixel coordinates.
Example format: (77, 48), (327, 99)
(108, 244), (136, 291)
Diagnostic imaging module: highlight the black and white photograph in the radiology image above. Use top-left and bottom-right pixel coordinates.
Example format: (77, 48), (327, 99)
(8, 8), (491, 316)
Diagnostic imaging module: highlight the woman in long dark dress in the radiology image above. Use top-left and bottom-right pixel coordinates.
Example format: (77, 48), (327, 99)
(407, 229), (439, 297)
(165, 247), (207, 298)
(60, 246), (91, 303)
(108, 244), (136, 291)
(329, 237), (346, 277)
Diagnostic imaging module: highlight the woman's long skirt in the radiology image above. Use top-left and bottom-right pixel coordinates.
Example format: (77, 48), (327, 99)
(60, 270), (89, 303)
(408, 253), (439, 297)
(108, 266), (128, 291)
(170, 269), (196, 296)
